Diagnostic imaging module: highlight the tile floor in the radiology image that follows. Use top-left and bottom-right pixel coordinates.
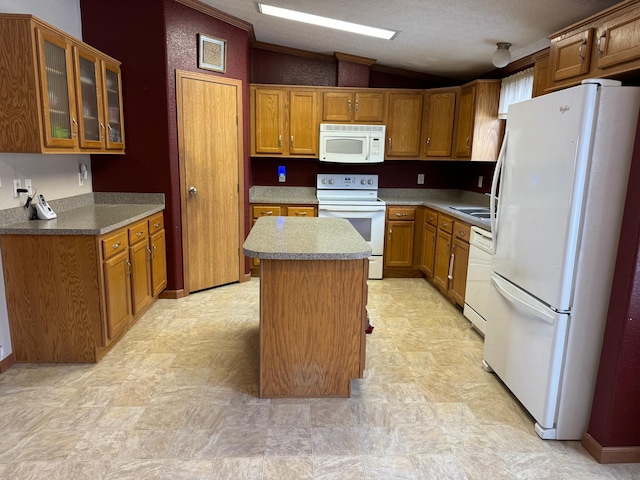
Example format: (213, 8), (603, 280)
(0, 277), (639, 480)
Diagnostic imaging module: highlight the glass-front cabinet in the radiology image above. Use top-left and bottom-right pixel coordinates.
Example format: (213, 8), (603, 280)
(0, 14), (124, 154)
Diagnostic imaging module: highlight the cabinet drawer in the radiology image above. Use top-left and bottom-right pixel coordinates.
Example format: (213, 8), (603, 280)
(424, 208), (438, 227)
(438, 214), (454, 234)
(148, 213), (164, 234)
(128, 220), (148, 245)
(253, 205), (282, 218)
(453, 221), (471, 242)
(287, 206), (315, 217)
(102, 230), (128, 260)
(387, 207), (415, 221)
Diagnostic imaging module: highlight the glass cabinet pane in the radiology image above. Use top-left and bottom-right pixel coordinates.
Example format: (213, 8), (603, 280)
(105, 68), (122, 144)
(43, 39), (72, 140)
(78, 56), (100, 142)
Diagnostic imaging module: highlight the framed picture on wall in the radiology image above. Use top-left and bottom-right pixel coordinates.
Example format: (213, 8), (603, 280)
(198, 34), (226, 73)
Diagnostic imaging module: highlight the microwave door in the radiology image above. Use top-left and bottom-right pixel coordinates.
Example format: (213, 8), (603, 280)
(324, 136), (367, 162)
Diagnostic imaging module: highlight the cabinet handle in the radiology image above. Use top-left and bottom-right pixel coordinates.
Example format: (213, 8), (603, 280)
(426, 137), (431, 146)
(264, 211), (273, 215)
(154, 222), (160, 228)
(71, 118), (78, 138)
(278, 134), (282, 147)
(295, 211), (307, 216)
(348, 98), (352, 113)
(465, 136), (470, 150)
(152, 244), (157, 258)
(395, 212), (408, 217)
(99, 122), (105, 140)
(136, 231), (143, 237)
(388, 137), (392, 149)
(578, 39), (588, 63)
(355, 100), (359, 113)
(447, 253), (455, 280)
(459, 230), (466, 237)
(146, 246), (152, 260)
(125, 259), (132, 275)
(290, 135), (294, 147)
(597, 31), (607, 56)
(112, 242), (121, 249)
(442, 221), (449, 228)
(428, 216), (434, 222)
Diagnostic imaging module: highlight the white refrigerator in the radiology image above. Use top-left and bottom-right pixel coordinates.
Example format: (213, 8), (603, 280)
(484, 79), (640, 440)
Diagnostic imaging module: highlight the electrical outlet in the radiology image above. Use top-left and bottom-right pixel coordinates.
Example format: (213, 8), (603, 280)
(478, 175), (483, 188)
(417, 173), (425, 185)
(278, 165), (286, 183)
(13, 179), (21, 198)
(78, 172), (84, 187)
(24, 178), (32, 192)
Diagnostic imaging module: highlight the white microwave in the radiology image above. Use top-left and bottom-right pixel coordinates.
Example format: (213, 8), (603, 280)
(319, 123), (385, 163)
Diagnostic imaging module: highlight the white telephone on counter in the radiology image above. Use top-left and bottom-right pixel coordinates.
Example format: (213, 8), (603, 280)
(35, 194), (57, 220)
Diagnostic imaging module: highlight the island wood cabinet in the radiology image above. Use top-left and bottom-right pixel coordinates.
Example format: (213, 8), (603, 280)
(420, 207), (439, 278)
(384, 206), (416, 267)
(321, 90), (385, 123)
(250, 86), (319, 157)
(453, 80), (502, 161)
(0, 14), (125, 154)
(421, 89), (457, 158)
(546, 1), (640, 92)
(0, 212), (166, 363)
(385, 92), (424, 158)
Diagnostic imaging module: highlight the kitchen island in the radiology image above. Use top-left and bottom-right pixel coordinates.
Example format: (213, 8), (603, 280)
(243, 216), (371, 398)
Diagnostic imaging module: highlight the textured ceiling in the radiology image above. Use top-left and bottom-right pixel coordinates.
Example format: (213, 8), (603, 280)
(199, 0), (621, 80)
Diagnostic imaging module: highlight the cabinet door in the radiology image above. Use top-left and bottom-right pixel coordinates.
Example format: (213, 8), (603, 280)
(423, 91), (456, 157)
(103, 250), (131, 341)
(449, 238), (469, 306)
(36, 27), (78, 149)
(74, 46), (105, 149)
(421, 222), (437, 278)
(453, 85), (475, 158)
(150, 230), (167, 297)
(102, 61), (125, 150)
(433, 229), (452, 291)
(322, 91), (353, 122)
(289, 90), (318, 155)
(549, 29), (593, 82)
(533, 53), (550, 97)
(129, 240), (152, 315)
(385, 220), (415, 267)
(595, 11), (640, 70)
(386, 92), (423, 157)
(254, 88), (284, 154)
(354, 92), (384, 123)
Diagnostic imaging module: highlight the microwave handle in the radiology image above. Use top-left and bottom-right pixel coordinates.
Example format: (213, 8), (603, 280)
(366, 136), (371, 161)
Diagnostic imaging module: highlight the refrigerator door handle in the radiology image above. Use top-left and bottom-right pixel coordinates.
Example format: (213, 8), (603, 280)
(490, 130), (508, 244)
(491, 273), (556, 325)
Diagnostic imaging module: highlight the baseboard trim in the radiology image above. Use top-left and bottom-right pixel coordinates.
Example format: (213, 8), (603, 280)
(159, 289), (186, 299)
(582, 432), (640, 464)
(0, 352), (16, 373)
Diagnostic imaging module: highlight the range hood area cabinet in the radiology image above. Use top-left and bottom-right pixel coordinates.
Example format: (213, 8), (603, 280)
(0, 14), (125, 154)
(546, 0), (640, 92)
(250, 86), (320, 157)
(250, 82), (502, 161)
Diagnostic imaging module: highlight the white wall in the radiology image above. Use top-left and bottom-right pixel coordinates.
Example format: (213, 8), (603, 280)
(0, 0), (90, 361)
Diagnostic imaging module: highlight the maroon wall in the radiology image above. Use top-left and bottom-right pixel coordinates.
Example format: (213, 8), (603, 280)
(251, 48), (335, 85)
(81, 0), (251, 291)
(337, 60), (369, 87)
(251, 158), (495, 193)
(587, 117), (640, 449)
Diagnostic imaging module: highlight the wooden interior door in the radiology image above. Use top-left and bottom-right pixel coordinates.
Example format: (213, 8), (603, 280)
(176, 71), (244, 293)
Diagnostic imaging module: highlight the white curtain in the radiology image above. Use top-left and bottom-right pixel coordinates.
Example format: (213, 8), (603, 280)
(498, 67), (534, 119)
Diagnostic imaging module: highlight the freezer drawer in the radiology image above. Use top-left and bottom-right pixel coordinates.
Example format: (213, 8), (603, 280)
(483, 273), (569, 438)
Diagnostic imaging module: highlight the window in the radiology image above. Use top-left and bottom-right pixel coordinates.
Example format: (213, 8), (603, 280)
(498, 68), (534, 119)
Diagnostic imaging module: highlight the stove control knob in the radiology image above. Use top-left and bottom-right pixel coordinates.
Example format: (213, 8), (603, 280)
(321, 178), (327, 184)
(360, 179), (366, 185)
(328, 179), (334, 185)
(367, 179), (374, 185)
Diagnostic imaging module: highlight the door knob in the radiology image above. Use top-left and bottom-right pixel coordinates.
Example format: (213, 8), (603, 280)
(189, 186), (197, 195)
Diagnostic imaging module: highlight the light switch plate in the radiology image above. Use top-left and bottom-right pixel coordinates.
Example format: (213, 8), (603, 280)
(417, 173), (425, 185)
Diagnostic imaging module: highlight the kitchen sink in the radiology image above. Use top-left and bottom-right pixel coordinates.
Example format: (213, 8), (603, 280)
(449, 206), (492, 219)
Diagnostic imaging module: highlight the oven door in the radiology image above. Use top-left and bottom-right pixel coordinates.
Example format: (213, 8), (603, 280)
(318, 204), (386, 279)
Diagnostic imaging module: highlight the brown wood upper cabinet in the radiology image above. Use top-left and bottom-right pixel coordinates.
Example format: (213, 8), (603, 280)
(385, 91), (424, 158)
(251, 86), (319, 157)
(453, 80), (502, 161)
(422, 89), (457, 158)
(0, 14), (125, 154)
(546, 1), (640, 91)
(322, 90), (385, 123)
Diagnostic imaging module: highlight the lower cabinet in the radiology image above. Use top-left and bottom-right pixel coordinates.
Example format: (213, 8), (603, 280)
(420, 208), (438, 278)
(0, 211), (167, 362)
(384, 206), (416, 268)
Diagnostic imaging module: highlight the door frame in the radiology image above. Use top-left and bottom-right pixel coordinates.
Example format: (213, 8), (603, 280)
(175, 69), (245, 295)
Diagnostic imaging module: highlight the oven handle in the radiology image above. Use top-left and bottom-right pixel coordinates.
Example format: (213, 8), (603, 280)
(319, 206), (386, 212)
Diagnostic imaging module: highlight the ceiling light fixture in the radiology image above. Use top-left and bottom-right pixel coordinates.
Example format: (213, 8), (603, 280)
(257, 3), (398, 40)
(492, 42), (512, 68)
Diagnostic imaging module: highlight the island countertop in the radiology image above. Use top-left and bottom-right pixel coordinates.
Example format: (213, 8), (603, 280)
(243, 216), (371, 260)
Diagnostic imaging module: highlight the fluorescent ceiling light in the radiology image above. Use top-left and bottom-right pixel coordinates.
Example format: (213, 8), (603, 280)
(257, 3), (398, 40)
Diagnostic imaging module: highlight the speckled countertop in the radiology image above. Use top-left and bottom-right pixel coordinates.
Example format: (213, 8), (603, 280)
(0, 192), (165, 235)
(249, 186), (317, 204)
(243, 217), (371, 260)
